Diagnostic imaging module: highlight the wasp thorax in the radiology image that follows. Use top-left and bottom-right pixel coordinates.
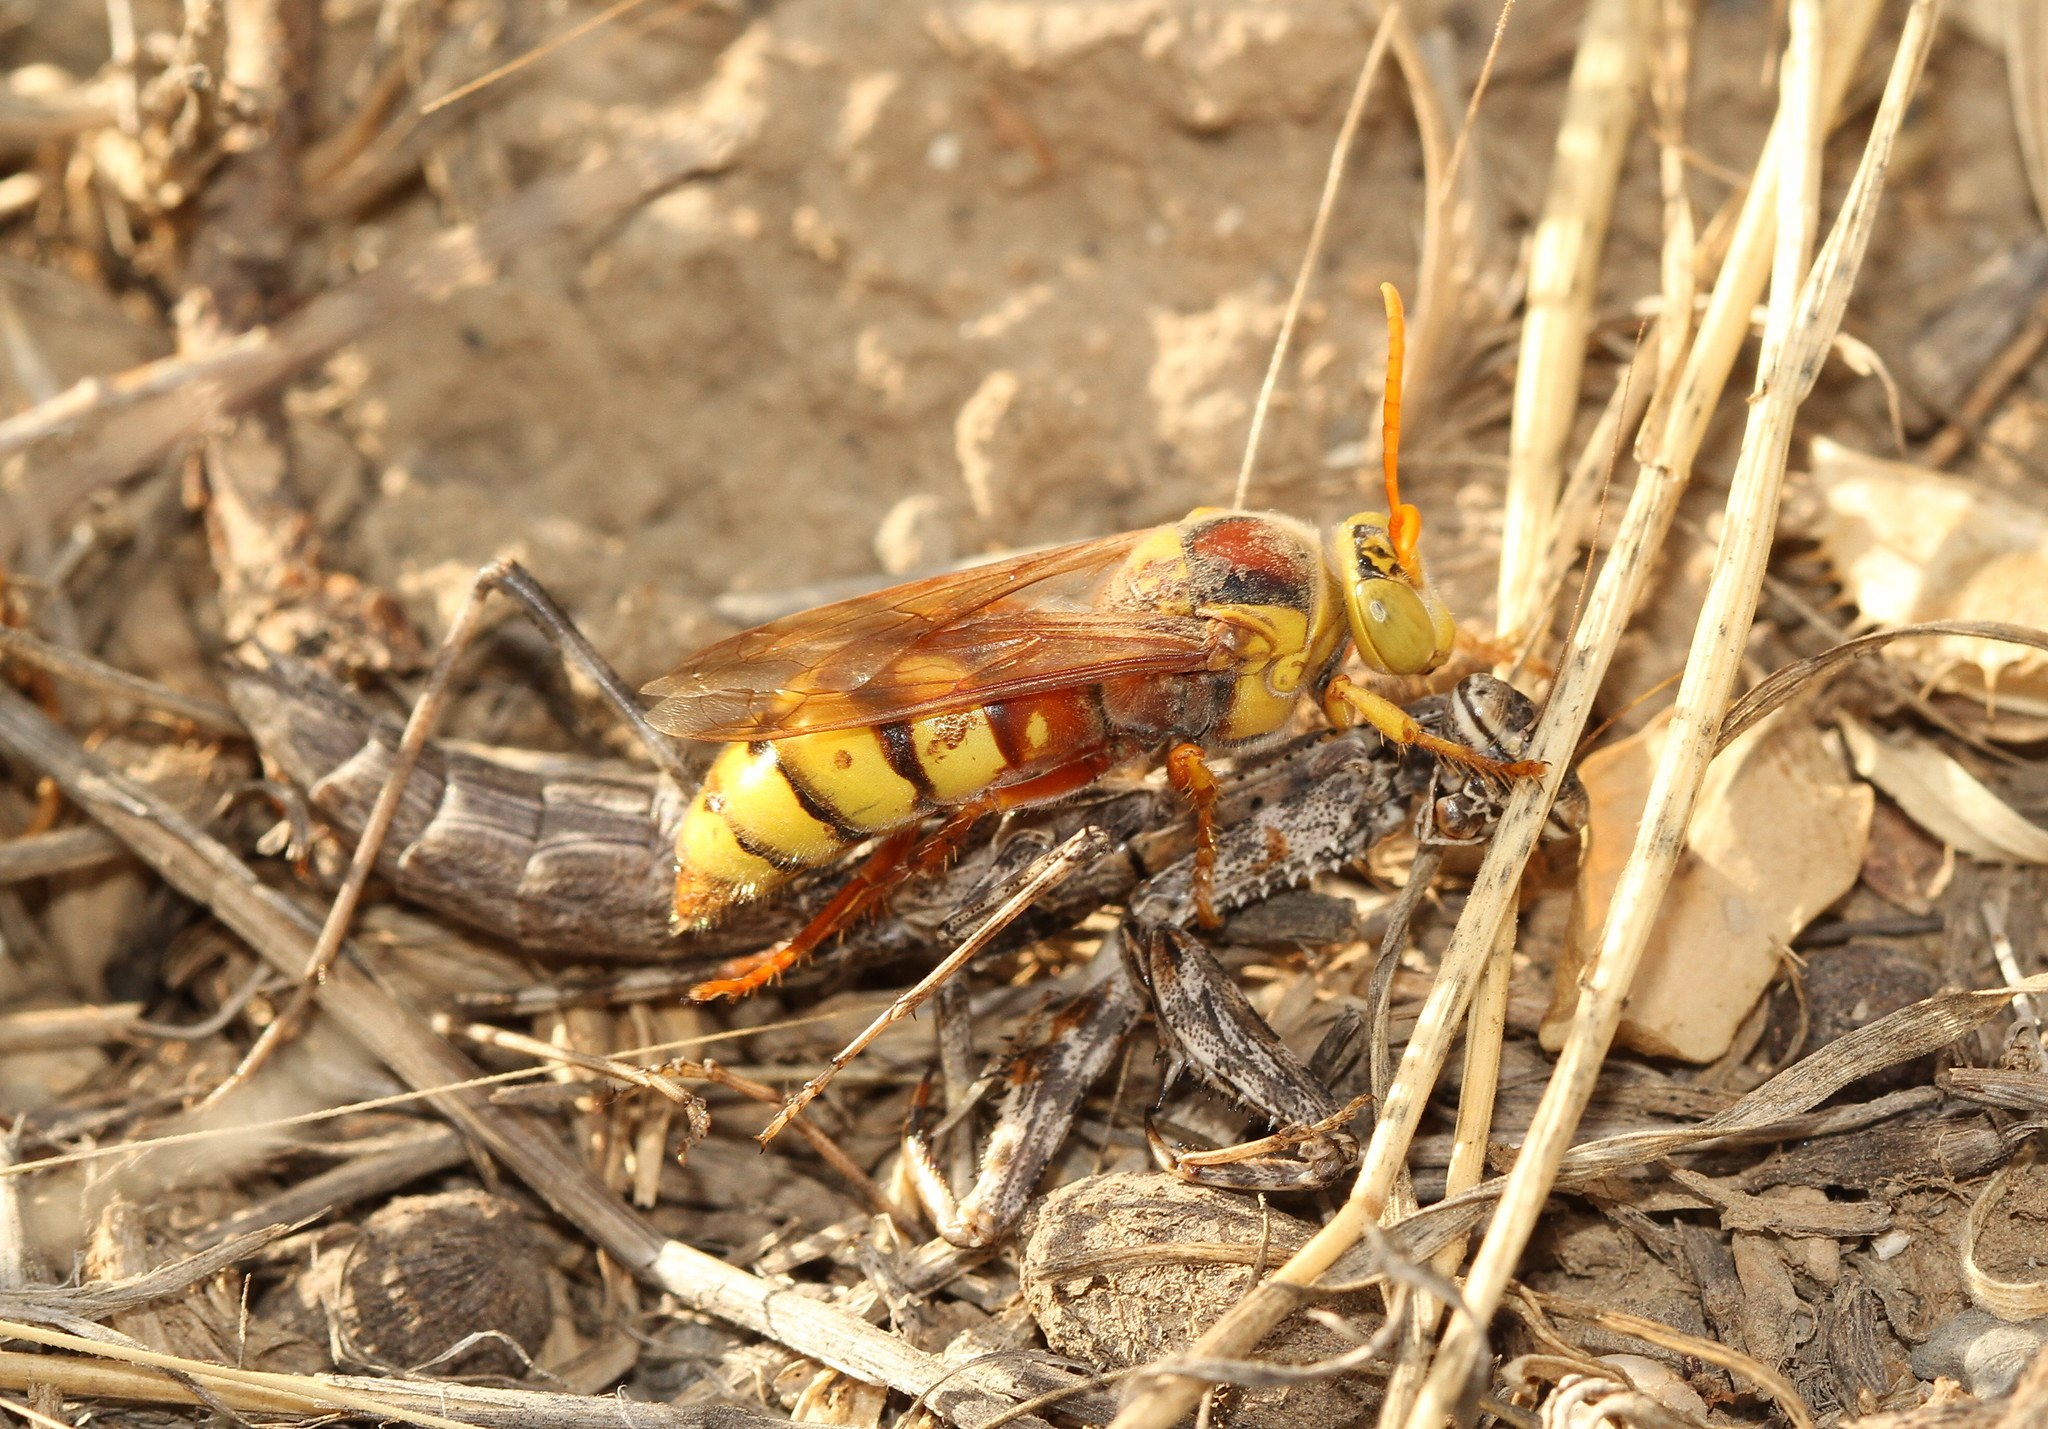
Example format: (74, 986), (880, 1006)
(1331, 512), (1456, 677)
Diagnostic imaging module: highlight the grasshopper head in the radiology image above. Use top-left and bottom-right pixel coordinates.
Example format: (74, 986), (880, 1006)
(1331, 511), (1455, 677)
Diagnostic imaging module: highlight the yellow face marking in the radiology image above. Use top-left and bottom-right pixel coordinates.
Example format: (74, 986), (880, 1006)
(908, 708), (1009, 802)
(713, 742), (843, 865)
(776, 726), (920, 831)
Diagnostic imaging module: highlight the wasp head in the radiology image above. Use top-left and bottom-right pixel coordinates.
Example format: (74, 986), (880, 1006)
(1330, 511), (1454, 677)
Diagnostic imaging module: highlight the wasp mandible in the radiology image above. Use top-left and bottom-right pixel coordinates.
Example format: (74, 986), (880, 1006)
(643, 286), (1543, 999)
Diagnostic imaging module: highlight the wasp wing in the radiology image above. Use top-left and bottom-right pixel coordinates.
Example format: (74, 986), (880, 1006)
(642, 531), (1219, 740)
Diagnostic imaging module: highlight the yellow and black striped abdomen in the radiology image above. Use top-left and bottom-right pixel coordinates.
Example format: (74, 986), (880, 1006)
(670, 688), (1111, 929)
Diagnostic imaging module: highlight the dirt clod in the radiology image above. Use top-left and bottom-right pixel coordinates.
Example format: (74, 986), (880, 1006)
(331, 1190), (552, 1378)
(1022, 1172), (1378, 1429)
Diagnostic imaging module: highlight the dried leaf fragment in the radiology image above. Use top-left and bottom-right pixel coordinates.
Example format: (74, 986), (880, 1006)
(1838, 718), (2048, 864)
(1810, 438), (2048, 699)
(1548, 710), (1873, 1062)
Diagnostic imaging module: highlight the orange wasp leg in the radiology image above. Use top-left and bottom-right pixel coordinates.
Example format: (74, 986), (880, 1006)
(687, 824), (939, 1001)
(686, 751), (1121, 1002)
(755, 823), (1111, 1148)
(1165, 742), (1222, 930)
(1323, 674), (1545, 780)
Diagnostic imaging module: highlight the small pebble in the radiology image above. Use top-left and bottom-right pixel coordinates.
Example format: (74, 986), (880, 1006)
(1908, 1307), (2048, 1399)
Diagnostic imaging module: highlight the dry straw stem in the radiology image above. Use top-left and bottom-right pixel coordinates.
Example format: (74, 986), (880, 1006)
(1405, 3), (1942, 1423)
(1763, 0), (1825, 383)
(1520, 340), (1655, 637)
(0, 1320), (480, 1429)
(1435, 915), (1515, 1262)
(1375, 916), (1516, 1423)
(2008, 0), (2048, 234)
(0, 685), (1093, 1429)
(1495, 0), (1650, 638)
(1455, 0), (1651, 1312)
(1388, 6), (1494, 433)
(1648, 0), (1697, 413)
(0, 1343), (787, 1429)
(1105, 5), (1884, 1427)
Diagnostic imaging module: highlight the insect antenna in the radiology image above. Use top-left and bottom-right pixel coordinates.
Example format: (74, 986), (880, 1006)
(1379, 281), (1424, 585)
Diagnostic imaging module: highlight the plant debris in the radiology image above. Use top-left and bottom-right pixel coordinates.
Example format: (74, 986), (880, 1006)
(2, 2), (2047, 1428)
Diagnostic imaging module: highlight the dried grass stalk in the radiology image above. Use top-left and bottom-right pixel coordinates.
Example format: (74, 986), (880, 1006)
(2008, 0), (2048, 235)
(0, 1319), (482, 1429)
(1403, 3), (1943, 1421)
(0, 1343), (786, 1429)
(1103, 6), (1886, 1427)
(1495, 0), (1650, 637)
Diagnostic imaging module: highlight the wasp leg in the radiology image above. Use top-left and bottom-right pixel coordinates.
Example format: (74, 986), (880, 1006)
(1122, 921), (1364, 1192)
(904, 960), (1142, 1248)
(754, 825), (1108, 1143)
(688, 819), (958, 1001)
(1164, 742), (1222, 929)
(690, 751), (1120, 1003)
(1323, 672), (1545, 781)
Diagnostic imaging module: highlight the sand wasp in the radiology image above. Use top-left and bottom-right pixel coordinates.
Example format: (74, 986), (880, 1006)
(643, 287), (1542, 999)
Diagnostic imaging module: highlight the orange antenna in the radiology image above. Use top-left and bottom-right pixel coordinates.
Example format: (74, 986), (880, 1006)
(1379, 283), (1423, 579)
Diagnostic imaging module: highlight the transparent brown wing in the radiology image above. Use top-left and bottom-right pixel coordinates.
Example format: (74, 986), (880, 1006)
(642, 530), (1220, 740)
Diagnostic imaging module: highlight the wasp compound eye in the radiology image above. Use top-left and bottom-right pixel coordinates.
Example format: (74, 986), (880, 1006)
(1348, 577), (1436, 675)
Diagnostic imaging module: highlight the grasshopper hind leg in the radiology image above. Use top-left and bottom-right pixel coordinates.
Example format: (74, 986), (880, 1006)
(903, 960), (1142, 1248)
(217, 557), (697, 1101)
(1124, 921), (1366, 1193)
(306, 557), (696, 973)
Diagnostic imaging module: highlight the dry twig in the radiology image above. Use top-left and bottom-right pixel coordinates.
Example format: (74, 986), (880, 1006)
(1495, 0), (1649, 637)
